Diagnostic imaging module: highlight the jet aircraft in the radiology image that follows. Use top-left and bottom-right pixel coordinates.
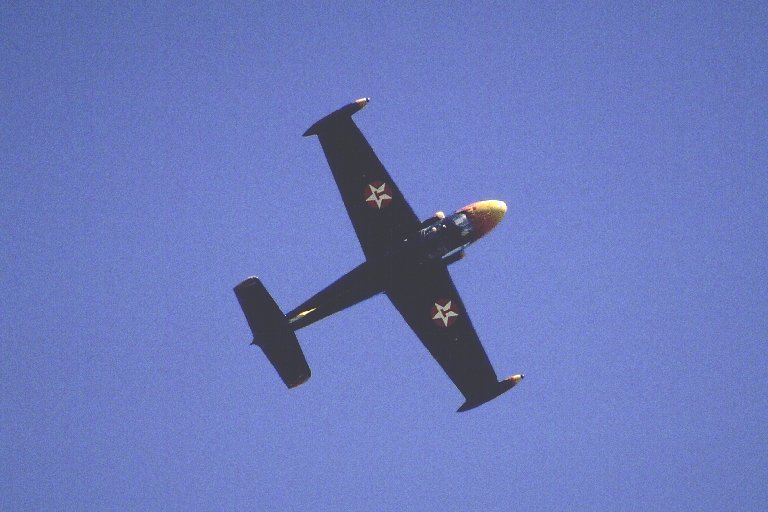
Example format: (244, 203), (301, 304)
(234, 98), (523, 412)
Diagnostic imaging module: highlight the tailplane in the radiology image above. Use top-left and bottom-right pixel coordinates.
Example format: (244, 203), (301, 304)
(234, 277), (311, 388)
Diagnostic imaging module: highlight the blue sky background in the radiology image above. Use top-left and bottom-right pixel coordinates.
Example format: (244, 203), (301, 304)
(2, 2), (767, 510)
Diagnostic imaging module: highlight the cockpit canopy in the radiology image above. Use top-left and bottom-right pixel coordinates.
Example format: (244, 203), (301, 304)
(418, 212), (474, 260)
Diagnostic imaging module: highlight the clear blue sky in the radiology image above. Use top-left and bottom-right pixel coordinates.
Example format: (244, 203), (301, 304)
(2, 2), (767, 510)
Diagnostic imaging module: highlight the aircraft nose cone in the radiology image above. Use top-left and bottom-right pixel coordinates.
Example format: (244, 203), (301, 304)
(458, 200), (507, 238)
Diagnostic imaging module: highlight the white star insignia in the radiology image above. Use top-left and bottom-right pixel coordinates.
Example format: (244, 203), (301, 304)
(432, 300), (459, 327)
(365, 183), (392, 209)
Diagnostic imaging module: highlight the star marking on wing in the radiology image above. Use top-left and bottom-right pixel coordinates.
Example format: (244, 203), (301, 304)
(363, 181), (393, 209)
(431, 298), (459, 328)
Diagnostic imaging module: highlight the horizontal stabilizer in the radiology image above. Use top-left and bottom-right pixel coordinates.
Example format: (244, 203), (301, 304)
(457, 374), (524, 412)
(234, 277), (311, 389)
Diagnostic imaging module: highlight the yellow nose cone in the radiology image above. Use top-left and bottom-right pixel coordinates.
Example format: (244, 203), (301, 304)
(457, 200), (507, 238)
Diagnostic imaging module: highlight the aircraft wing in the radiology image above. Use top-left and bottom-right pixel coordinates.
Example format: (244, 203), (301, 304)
(303, 99), (421, 260)
(386, 264), (503, 407)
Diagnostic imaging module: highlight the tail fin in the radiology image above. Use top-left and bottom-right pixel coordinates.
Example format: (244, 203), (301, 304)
(234, 277), (311, 389)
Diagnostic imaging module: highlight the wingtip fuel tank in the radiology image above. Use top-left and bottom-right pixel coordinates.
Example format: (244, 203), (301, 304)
(457, 373), (524, 412)
(353, 97), (371, 110)
(303, 97), (371, 137)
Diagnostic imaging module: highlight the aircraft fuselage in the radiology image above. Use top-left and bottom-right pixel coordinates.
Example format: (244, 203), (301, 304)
(286, 199), (507, 330)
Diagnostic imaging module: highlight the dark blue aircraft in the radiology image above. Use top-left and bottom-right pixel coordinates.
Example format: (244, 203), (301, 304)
(235, 98), (523, 412)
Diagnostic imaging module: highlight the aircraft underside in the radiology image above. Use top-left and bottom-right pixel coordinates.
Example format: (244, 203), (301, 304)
(234, 98), (523, 412)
